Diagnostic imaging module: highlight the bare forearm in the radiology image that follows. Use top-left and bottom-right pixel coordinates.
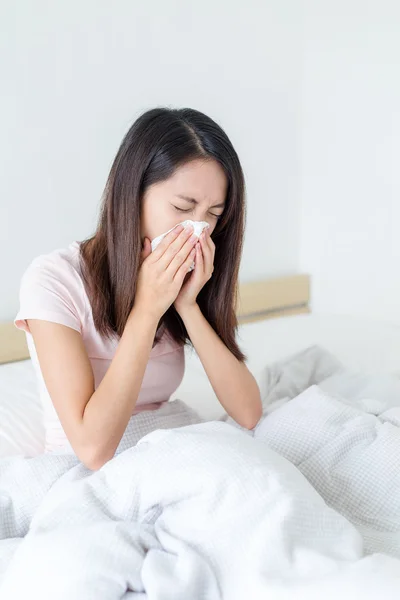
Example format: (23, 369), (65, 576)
(82, 306), (158, 466)
(179, 304), (262, 429)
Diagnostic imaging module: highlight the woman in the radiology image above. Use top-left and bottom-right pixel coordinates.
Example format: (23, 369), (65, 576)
(15, 107), (262, 470)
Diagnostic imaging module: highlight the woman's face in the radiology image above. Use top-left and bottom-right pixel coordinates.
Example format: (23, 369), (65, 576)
(141, 159), (227, 243)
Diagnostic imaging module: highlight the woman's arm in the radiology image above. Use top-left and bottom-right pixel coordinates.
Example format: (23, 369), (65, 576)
(174, 231), (262, 429)
(28, 225), (198, 470)
(28, 306), (158, 470)
(178, 304), (262, 429)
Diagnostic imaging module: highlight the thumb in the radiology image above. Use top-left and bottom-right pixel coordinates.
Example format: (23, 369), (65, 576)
(141, 237), (152, 262)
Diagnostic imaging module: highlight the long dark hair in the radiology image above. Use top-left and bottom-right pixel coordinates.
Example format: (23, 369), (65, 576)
(80, 107), (246, 361)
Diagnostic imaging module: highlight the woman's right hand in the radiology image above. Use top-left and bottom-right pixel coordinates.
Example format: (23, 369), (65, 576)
(133, 224), (199, 321)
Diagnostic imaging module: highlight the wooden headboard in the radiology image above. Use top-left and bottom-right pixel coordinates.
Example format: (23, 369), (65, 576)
(0, 321), (30, 365)
(0, 274), (310, 365)
(237, 274), (310, 324)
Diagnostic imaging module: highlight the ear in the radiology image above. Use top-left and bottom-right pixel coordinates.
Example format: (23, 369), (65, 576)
(141, 237), (152, 262)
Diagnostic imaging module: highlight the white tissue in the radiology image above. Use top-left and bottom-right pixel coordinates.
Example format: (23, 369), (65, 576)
(150, 220), (210, 271)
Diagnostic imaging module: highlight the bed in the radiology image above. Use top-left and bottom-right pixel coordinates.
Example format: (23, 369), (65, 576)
(1, 274), (400, 596)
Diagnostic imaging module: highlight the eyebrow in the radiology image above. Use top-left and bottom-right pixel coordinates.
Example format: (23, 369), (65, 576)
(175, 194), (225, 209)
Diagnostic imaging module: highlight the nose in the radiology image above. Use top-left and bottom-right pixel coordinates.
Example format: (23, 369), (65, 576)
(193, 209), (214, 231)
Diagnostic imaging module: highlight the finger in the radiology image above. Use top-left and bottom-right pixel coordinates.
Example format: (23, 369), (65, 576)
(156, 227), (197, 270)
(149, 224), (186, 262)
(201, 229), (214, 248)
(199, 234), (211, 264)
(207, 233), (215, 254)
(203, 232), (215, 264)
(166, 232), (199, 276)
(175, 248), (196, 283)
(194, 241), (204, 273)
(199, 236), (214, 278)
(208, 236), (215, 262)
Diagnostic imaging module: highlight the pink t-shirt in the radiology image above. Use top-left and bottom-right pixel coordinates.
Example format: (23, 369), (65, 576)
(14, 241), (185, 453)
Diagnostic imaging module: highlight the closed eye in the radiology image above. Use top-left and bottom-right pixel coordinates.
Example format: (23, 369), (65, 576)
(173, 206), (192, 213)
(173, 205), (221, 219)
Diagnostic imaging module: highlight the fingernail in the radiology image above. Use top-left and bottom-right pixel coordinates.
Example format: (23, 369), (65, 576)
(190, 234), (197, 242)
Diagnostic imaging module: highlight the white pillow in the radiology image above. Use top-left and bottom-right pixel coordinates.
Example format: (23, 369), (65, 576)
(0, 360), (44, 457)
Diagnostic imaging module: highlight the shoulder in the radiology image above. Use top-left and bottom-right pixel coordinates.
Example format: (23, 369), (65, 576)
(22, 241), (83, 285)
(15, 242), (87, 334)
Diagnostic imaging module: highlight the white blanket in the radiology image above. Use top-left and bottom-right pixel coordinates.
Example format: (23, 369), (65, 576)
(1, 346), (400, 598)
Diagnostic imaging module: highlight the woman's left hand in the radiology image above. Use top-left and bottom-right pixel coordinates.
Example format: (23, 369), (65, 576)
(174, 229), (215, 314)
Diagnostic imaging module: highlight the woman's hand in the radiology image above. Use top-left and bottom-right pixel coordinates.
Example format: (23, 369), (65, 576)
(133, 224), (199, 321)
(174, 228), (215, 315)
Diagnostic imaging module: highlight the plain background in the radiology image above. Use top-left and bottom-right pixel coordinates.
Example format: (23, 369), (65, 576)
(1, 1), (399, 323)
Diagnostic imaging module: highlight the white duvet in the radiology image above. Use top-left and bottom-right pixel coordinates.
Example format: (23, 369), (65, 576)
(0, 346), (400, 598)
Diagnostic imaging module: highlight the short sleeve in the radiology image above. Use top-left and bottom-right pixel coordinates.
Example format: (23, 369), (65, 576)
(14, 258), (83, 335)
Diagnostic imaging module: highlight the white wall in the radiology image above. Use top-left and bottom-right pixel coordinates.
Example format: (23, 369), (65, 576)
(0, 0), (302, 320)
(300, 1), (400, 322)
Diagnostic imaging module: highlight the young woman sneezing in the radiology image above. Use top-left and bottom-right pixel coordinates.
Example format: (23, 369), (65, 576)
(15, 107), (262, 469)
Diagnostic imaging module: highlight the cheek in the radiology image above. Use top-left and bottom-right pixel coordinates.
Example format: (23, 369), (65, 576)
(141, 202), (178, 241)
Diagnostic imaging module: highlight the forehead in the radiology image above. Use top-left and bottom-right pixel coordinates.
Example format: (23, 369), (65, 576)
(166, 159), (227, 203)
